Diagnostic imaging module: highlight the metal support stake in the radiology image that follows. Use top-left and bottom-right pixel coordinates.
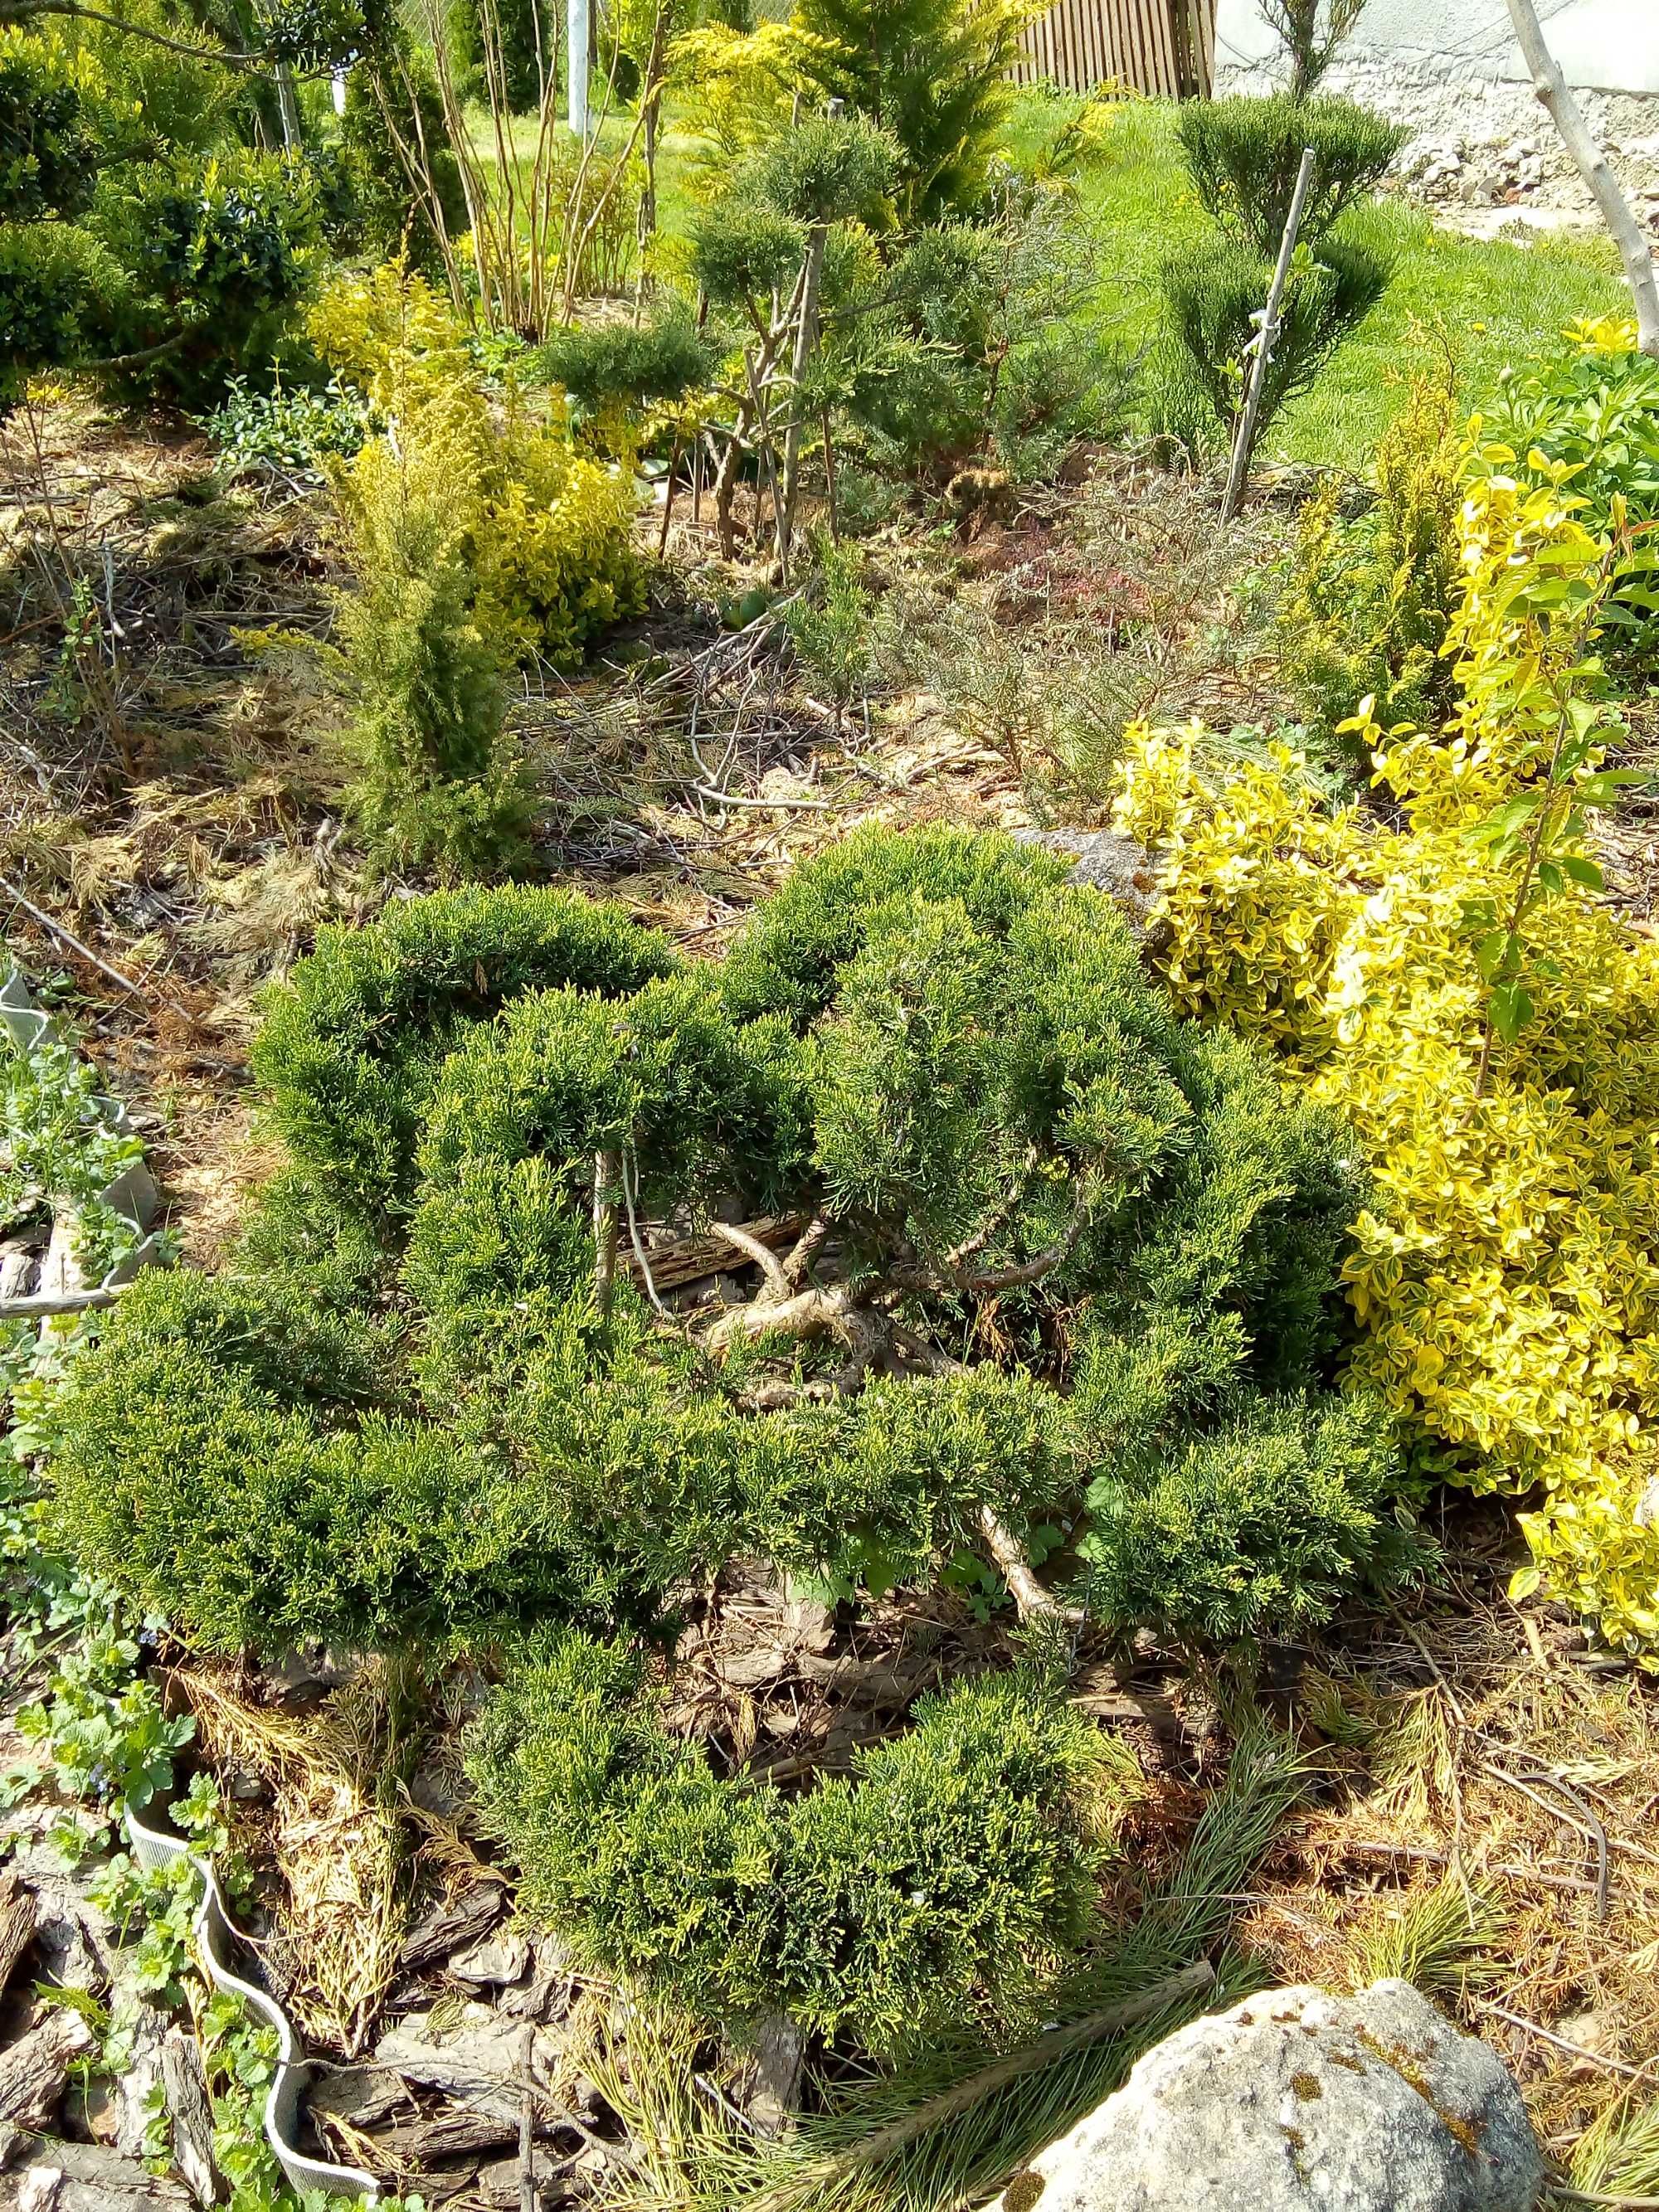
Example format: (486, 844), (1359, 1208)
(567, 0), (589, 138)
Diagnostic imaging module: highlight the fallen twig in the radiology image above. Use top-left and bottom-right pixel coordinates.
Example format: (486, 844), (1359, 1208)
(0, 1284), (129, 1319)
(1486, 2004), (1657, 2081)
(2, 877), (182, 1012)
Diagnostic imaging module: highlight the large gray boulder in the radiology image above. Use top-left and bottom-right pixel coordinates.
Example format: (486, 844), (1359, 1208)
(995, 1981), (1544, 2212)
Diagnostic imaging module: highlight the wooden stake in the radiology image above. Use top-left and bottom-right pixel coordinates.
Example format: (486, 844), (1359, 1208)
(1222, 143), (1315, 523)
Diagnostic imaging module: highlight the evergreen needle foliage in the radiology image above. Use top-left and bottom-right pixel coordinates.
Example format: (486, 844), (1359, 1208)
(793, 0), (1031, 221)
(1280, 374), (1465, 760)
(44, 830), (1421, 2045)
(1160, 234), (1390, 448)
(584, 1717), (1311, 2212)
(1175, 96), (1405, 260)
(333, 459), (530, 878)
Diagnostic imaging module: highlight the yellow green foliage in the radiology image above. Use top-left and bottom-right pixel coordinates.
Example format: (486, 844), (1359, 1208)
(665, 20), (839, 161)
(1278, 376), (1465, 750)
(309, 265), (644, 664)
(1114, 469), (1659, 1654)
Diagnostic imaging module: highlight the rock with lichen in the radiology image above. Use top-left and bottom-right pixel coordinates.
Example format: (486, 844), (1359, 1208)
(993, 1981), (1543, 2212)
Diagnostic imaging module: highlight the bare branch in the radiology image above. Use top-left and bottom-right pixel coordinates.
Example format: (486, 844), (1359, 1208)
(893, 1179), (1102, 1298)
(591, 1150), (619, 1320)
(781, 1215), (830, 1289)
(620, 1150), (669, 1319)
(944, 1145), (1042, 1271)
(0, 0), (282, 68)
(1504, 0), (1659, 356)
(0, 1285), (127, 1320)
(708, 1219), (792, 1304)
(977, 1503), (1084, 1628)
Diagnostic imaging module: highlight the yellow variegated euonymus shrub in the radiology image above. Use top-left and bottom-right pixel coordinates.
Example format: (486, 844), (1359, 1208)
(1115, 469), (1659, 1652)
(309, 265), (643, 664)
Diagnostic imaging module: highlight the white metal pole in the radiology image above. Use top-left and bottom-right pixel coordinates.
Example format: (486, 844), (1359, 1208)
(567, 0), (590, 138)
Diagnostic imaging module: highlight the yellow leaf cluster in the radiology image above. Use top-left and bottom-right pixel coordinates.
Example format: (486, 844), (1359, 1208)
(308, 265), (643, 665)
(1113, 477), (1659, 1653)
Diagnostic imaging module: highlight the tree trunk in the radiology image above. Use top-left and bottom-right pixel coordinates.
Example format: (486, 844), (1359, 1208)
(1223, 143), (1316, 522)
(1503, 0), (1659, 357)
(275, 61), (301, 150)
(779, 221), (826, 569)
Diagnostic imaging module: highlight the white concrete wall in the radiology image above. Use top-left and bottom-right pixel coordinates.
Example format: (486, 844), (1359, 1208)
(1212, 0), (1659, 108)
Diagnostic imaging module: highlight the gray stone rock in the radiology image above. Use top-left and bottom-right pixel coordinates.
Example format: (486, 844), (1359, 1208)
(450, 1929), (532, 1988)
(495, 1935), (575, 2025)
(1012, 828), (1162, 931)
(994, 1981), (1544, 2212)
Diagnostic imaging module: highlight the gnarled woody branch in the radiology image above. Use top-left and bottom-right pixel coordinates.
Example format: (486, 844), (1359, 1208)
(706, 1280), (862, 1352)
(893, 1173), (1105, 1298)
(699, 1223), (1081, 1626)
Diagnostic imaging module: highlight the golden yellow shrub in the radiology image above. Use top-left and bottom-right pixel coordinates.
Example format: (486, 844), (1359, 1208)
(1114, 474), (1659, 1651)
(309, 265), (644, 665)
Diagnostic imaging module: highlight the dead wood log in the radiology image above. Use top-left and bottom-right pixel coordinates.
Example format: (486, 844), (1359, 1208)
(377, 2108), (521, 2165)
(0, 2005), (95, 2132)
(0, 1874), (39, 2004)
(398, 1882), (508, 1973)
(706, 1280), (859, 1353)
(159, 2030), (220, 2207)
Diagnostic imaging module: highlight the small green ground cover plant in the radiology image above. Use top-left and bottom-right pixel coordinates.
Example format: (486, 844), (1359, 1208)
(44, 826), (1423, 2044)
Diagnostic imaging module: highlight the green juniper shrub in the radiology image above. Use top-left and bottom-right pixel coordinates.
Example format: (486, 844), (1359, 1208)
(41, 827), (1426, 2048)
(1174, 95), (1406, 259)
(785, 537), (876, 729)
(46, 829), (1418, 1994)
(332, 484), (532, 881)
(773, 1666), (1119, 2052)
(36, 1273), (552, 1656)
(1159, 233), (1390, 450)
(748, 111), (900, 229)
(1078, 1383), (1417, 1646)
(250, 884), (680, 1213)
(466, 1641), (1120, 2052)
(532, 305), (726, 425)
(718, 822), (1070, 1029)
(413, 971), (815, 1221)
(465, 1630), (783, 2013)
(688, 202), (807, 322)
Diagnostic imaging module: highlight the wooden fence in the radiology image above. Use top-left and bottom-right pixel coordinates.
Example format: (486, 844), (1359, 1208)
(1012, 0), (1215, 98)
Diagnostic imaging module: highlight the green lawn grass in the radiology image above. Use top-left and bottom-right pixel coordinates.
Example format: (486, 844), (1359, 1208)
(1026, 93), (1626, 468)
